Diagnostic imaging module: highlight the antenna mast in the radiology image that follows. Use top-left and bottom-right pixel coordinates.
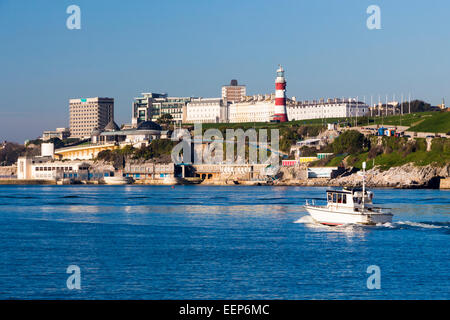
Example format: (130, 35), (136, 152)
(362, 161), (366, 212)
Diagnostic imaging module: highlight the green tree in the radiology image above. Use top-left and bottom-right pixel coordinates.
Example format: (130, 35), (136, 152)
(399, 100), (433, 113)
(0, 142), (26, 166)
(332, 130), (365, 154)
(157, 113), (174, 125)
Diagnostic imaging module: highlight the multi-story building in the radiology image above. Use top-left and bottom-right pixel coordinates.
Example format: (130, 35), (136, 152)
(187, 96), (369, 124)
(287, 98), (369, 121)
(69, 97), (114, 139)
(16, 143), (105, 180)
(132, 93), (195, 126)
(185, 98), (228, 123)
(229, 98), (275, 123)
(221, 80), (246, 103)
(155, 97), (193, 124)
(42, 128), (70, 141)
(17, 156), (92, 180)
(132, 92), (167, 126)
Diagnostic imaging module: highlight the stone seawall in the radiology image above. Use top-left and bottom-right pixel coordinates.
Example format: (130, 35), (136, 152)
(0, 179), (56, 185)
(440, 178), (450, 189)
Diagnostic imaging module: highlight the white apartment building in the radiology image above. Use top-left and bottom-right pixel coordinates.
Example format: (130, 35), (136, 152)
(229, 100), (275, 123)
(185, 98), (228, 123)
(287, 98), (369, 121)
(183, 96), (369, 124)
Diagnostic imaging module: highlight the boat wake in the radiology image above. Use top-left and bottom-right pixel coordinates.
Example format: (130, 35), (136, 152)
(294, 215), (367, 233)
(393, 221), (450, 230)
(294, 215), (315, 224)
(295, 215), (449, 233)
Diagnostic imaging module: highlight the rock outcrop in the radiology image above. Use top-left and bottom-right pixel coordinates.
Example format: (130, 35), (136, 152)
(331, 164), (450, 188)
(276, 166), (308, 181)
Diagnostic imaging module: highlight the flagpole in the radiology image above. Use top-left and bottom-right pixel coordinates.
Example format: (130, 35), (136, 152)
(409, 93), (411, 114)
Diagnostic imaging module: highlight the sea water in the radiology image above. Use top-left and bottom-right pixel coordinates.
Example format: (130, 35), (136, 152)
(0, 185), (448, 299)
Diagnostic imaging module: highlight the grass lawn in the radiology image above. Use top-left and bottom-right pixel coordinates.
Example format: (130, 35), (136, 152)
(407, 112), (450, 133)
(343, 138), (450, 170)
(186, 111), (448, 132)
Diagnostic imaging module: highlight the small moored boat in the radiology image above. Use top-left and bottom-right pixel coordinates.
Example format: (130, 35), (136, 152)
(103, 176), (133, 185)
(304, 162), (393, 226)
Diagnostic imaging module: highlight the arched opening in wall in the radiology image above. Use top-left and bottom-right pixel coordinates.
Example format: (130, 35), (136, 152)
(428, 176), (444, 189)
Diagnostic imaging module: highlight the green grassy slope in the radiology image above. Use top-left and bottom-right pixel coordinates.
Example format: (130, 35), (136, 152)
(186, 111), (448, 132)
(322, 137), (450, 170)
(368, 112), (435, 127)
(407, 112), (450, 133)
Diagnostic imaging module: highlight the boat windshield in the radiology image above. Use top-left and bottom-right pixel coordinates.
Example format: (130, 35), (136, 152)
(353, 196), (362, 204)
(327, 192), (347, 204)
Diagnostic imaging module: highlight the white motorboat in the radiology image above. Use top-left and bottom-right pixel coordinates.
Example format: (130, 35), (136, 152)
(304, 162), (393, 226)
(103, 176), (133, 185)
(162, 176), (182, 185)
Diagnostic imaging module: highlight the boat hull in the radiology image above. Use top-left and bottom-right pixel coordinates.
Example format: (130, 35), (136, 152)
(103, 176), (133, 185)
(162, 176), (183, 185)
(305, 206), (392, 226)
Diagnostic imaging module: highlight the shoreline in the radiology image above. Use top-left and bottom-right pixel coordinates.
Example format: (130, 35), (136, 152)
(1, 178), (449, 189)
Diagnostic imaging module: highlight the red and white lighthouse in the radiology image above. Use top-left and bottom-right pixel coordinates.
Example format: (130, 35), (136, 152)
(273, 65), (288, 122)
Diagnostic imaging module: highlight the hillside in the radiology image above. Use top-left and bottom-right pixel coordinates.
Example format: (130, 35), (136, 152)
(317, 131), (450, 171)
(407, 112), (450, 133)
(188, 111), (449, 133)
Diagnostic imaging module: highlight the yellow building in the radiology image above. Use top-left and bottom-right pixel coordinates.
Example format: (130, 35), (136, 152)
(299, 157), (318, 163)
(55, 143), (119, 160)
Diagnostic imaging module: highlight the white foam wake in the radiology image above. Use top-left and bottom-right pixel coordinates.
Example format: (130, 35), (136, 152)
(295, 216), (449, 232)
(294, 215), (315, 224)
(395, 221), (448, 229)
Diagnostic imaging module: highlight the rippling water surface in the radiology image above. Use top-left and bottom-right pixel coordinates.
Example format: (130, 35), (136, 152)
(0, 185), (448, 299)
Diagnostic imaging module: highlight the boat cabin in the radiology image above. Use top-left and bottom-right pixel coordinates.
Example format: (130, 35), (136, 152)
(326, 188), (373, 208)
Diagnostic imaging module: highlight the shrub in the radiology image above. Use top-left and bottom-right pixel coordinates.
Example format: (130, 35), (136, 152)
(400, 141), (417, 157)
(133, 139), (176, 160)
(332, 130), (365, 154)
(299, 146), (317, 157)
(0, 142), (27, 165)
(384, 146), (393, 154)
(96, 149), (124, 169)
(368, 145), (383, 159)
(348, 156), (360, 166)
(97, 150), (113, 161)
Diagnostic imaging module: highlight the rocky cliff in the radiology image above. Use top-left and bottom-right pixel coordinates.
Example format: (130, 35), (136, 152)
(331, 164), (450, 188)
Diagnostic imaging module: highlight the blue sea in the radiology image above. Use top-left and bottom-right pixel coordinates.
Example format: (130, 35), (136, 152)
(0, 185), (448, 299)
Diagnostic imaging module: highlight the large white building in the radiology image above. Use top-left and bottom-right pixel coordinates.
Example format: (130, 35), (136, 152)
(229, 99), (275, 123)
(184, 96), (369, 124)
(185, 98), (228, 123)
(287, 98), (369, 121)
(17, 143), (88, 179)
(17, 156), (92, 180)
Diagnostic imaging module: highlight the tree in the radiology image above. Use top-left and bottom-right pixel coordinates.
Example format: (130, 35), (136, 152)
(0, 142), (26, 166)
(399, 100), (433, 113)
(157, 113), (174, 125)
(332, 130), (365, 154)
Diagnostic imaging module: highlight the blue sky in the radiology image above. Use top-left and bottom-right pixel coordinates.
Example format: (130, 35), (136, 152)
(0, 0), (449, 142)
